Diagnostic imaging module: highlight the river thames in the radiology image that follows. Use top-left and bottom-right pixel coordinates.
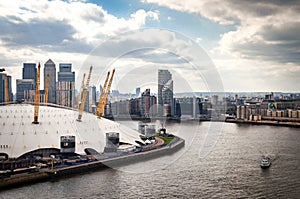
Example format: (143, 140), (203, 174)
(1, 121), (299, 198)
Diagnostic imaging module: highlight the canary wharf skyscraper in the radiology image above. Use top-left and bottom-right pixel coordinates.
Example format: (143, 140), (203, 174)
(23, 63), (37, 88)
(44, 59), (56, 104)
(56, 63), (75, 107)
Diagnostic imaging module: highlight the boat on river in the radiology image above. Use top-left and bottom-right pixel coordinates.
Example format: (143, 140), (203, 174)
(260, 156), (271, 169)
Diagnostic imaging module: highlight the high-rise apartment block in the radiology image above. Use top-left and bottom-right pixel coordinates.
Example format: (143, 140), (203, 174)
(141, 88), (157, 117)
(44, 59), (56, 104)
(158, 69), (174, 116)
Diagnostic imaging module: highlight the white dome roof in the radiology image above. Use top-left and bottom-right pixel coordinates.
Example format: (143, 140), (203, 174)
(0, 104), (143, 158)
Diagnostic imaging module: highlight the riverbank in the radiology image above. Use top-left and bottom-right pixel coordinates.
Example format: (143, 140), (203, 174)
(0, 136), (185, 190)
(111, 116), (300, 128)
(225, 118), (300, 128)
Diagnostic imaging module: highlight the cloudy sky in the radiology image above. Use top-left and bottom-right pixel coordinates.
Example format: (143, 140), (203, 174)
(0, 0), (299, 93)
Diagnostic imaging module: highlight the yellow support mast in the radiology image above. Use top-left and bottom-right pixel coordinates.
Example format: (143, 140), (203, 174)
(77, 66), (93, 121)
(5, 75), (9, 105)
(33, 63), (41, 124)
(97, 69), (115, 118)
(96, 71), (110, 117)
(77, 73), (86, 109)
(44, 74), (50, 106)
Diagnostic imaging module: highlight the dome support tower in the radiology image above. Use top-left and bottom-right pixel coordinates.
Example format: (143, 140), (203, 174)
(77, 66), (93, 121)
(33, 63), (41, 124)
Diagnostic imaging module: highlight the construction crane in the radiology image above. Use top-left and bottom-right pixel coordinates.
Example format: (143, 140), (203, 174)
(44, 74), (50, 105)
(5, 75), (9, 105)
(77, 66), (93, 121)
(77, 73), (86, 109)
(97, 69), (115, 118)
(33, 63), (41, 124)
(96, 71), (110, 117)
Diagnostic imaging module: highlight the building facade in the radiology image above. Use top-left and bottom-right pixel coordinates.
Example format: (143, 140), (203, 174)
(44, 59), (56, 104)
(136, 87), (140, 97)
(22, 63), (37, 88)
(56, 63), (75, 107)
(236, 99), (300, 122)
(0, 73), (12, 103)
(158, 69), (174, 116)
(16, 79), (34, 102)
(162, 79), (174, 116)
(141, 89), (157, 117)
(175, 97), (203, 118)
(89, 86), (97, 113)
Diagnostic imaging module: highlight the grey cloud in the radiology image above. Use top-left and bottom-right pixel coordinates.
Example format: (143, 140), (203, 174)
(230, 40), (300, 63)
(232, 22), (300, 63)
(120, 49), (189, 65)
(89, 29), (212, 67)
(0, 17), (92, 53)
(230, 0), (300, 17)
(219, 1), (300, 63)
(143, 0), (300, 64)
(92, 36), (165, 58)
(83, 29), (223, 92)
(261, 23), (300, 42)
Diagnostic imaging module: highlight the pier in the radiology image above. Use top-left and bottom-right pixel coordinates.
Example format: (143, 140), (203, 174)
(0, 136), (185, 190)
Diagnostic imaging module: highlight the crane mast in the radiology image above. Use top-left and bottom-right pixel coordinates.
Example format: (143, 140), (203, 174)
(77, 66), (93, 121)
(44, 74), (50, 105)
(5, 75), (9, 105)
(33, 63), (41, 124)
(96, 71), (110, 117)
(77, 73), (86, 109)
(97, 69), (115, 118)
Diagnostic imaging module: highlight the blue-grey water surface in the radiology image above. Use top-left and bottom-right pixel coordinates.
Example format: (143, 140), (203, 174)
(1, 121), (299, 198)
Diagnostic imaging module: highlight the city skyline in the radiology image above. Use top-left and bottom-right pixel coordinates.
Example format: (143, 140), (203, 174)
(2, 60), (300, 99)
(5, 60), (300, 99)
(0, 1), (299, 93)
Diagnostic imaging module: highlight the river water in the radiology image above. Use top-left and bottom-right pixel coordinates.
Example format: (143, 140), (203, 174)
(1, 121), (300, 198)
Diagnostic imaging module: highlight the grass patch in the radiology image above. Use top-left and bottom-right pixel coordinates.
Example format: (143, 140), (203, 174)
(155, 134), (175, 145)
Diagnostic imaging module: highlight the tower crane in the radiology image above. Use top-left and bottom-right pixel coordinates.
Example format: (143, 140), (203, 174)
(44, 74), (50, 105)
(77, 73), (86, 109)
(33, 63), (41, 124)
(97, 69), (115, 118)
(77, 66), (93, 121)
(5, 75), (9, 105)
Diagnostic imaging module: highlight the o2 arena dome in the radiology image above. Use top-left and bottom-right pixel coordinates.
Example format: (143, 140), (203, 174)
(0, 104), (144, 159)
